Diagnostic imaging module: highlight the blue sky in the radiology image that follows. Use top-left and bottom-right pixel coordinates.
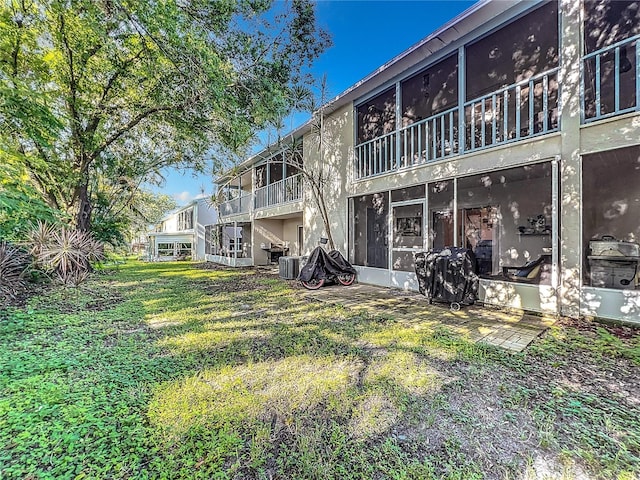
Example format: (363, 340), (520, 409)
(162, 0), (476, 205)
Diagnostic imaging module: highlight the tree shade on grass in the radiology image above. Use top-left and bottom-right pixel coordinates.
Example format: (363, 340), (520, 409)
(0, 261), (638, 479)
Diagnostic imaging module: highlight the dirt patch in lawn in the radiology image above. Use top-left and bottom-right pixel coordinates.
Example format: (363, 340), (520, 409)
(390, 317), (639, 479)
(23, 281), (124, 313)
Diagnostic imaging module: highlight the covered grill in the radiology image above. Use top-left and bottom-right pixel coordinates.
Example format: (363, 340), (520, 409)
(588, 236), (640, 289)
(260, 242), (289, 263)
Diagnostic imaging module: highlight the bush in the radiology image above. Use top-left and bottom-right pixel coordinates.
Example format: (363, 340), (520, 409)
(0, 241), (31, 303)
(27, 222), (105, 287)
(0, 160), (65, 242)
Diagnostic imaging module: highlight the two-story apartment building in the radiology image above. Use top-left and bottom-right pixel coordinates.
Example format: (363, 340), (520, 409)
(148, 197), (217, 261)
(211, 0), (640, 324)
(207, 146), (305, 267)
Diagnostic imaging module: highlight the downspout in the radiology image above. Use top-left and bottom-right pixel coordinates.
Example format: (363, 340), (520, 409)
(552, 155), (560, 310)
(453, 177), (458, 247)
(458, 46), (466, 155)
(234, 221), (238, 263)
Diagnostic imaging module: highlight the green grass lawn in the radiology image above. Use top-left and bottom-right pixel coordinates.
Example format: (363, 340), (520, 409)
(1, 260), (639, 479)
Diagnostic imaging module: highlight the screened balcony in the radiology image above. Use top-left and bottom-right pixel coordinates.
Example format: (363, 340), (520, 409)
(218, 193), (253, 216)
(254, 173), (303, 209)
(582, 1), (640, 124)
(354, 1), (560, 180)
(464, 68), (559, 150)
(582, 35), (639, 123)
(354, 69), (560, 180)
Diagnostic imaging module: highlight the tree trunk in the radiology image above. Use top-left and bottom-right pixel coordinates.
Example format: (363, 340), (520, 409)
(76, 180), (93, 231)
(310, 183), (335, 251)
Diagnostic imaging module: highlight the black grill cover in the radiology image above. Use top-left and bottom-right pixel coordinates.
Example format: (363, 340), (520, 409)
(415, 247), (479, 306)
(298, 247), (356, 282)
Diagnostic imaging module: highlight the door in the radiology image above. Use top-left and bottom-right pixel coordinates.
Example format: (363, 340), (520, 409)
(431, 210), (455, 249)
(366, 207), (388, 268)
(392, 203), (424, 271)
(459, 206), (499, 275)
(297, 226), (303, 255)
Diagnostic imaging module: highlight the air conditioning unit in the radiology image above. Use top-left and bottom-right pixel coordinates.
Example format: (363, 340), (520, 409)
(279, 256), (300, 280)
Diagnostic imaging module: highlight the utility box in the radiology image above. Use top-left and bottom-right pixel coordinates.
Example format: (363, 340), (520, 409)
(279, 256), (300, 280)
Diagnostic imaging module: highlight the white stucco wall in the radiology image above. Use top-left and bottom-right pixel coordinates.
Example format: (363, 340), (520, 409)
(302, 103), (354, 256)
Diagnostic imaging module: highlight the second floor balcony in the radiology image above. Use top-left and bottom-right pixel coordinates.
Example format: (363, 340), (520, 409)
(582, 34), (639, 123)
(354, 0), (640, 181)
(355, 67), (560, 180)
(218, 193), (253, 216)
(217, 173), (304, 218)
(255, 173), (303, 209)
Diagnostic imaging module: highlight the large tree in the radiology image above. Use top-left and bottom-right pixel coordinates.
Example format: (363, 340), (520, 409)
(0, 0), (330, 231)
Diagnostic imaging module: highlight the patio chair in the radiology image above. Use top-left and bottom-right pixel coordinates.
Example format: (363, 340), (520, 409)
(502, 254), (551, 284)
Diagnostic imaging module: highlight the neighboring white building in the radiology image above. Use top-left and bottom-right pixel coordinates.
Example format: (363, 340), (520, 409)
(148, 198), (217, 261)
(212, 0), (640, 325)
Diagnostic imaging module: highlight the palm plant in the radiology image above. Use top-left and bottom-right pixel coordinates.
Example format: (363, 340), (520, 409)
(0, 241), (31, 302)
(27, 222), (104, 287)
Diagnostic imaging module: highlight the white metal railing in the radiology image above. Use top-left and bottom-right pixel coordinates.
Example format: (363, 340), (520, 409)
(464, 67), (559, 151)
(218, 193), (252, 216)
(354, 131), (397, 180)
(354, 68), (560, 180)
(398, 107), (459, 169)
(582, 34), (640, 123)
(254, 173), (303, 209)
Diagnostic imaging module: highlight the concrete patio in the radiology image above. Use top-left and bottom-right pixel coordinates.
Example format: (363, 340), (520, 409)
(300, 283), (556, 352)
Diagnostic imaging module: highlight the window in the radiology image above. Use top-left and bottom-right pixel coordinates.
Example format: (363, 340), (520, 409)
(351, 191), (389, 268)
(157, 242), (174, 257)
(465, 2), (559, 101)
(583, 0), (639, 120)
(456, 163), (553, 284)
(177, 243), (192, 257)
(401, 55), (458, 126)
(178, 209), (193, 230)
(583, 146), (640, 290)
(356, 88), (396, 145)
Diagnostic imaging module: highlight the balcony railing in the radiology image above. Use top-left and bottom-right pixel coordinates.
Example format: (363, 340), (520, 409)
(218, 193), (252, 216)
(464, 67), (559, 150)
(255, 173), (303, 209)
(398, 107), (459, 170)
(355, 131), (397, 180)
(354, 67), (560, 180)
(582, 34), (640, 123)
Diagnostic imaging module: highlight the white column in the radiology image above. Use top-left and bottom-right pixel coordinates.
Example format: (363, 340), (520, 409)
(559, 0), (583, 317)
(458, 46), (466, 154)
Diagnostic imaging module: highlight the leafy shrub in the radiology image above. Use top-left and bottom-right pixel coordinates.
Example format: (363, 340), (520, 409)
(27, 222), (105, 286)
(0, 241), (31, 302)
(0, 160), (65, 242)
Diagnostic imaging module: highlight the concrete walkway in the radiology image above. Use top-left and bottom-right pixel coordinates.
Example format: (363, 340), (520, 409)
(300, 283), (556, 352)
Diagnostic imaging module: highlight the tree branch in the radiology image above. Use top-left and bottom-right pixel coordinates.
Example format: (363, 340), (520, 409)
(24, 144), (63, 211)
(89, 103), (179, 163)
(85, 49), (146, 139)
